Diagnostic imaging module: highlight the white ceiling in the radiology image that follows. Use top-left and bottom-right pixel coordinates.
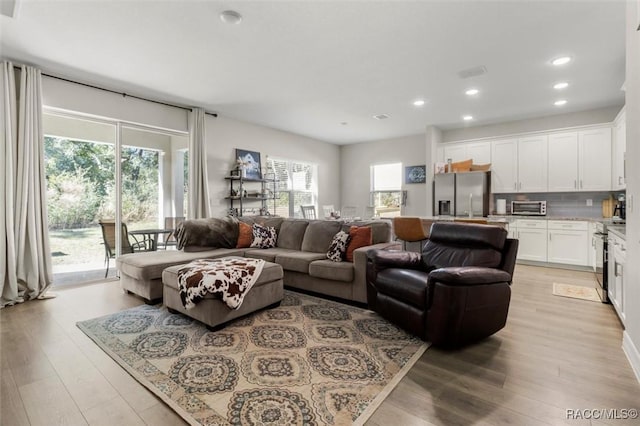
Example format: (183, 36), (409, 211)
(0, 0), (626, 144)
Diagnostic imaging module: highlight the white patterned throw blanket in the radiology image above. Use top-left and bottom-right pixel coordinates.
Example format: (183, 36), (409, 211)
(177, 258), (265, 310)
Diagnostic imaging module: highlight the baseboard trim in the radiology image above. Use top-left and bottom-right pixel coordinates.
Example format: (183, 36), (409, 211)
(622, 331), (640, 383)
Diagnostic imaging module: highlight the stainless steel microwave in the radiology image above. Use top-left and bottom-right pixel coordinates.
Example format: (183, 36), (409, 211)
(511, 200), (547, 215)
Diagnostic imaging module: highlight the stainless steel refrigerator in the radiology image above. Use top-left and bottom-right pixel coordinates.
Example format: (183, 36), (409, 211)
(433, 171), (491, 217)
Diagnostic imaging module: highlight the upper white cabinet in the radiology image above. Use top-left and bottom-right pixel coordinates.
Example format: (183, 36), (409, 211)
(491, 136), (547, 193)
(443, 141), (491, 164)
(547, 128), (611, 192)
(548, 132), (579, 191)
(612, 108), (626, 190)
(518, 136), (548, 192)
(579, 128), (611, 191)
(491, 139), (518, 192)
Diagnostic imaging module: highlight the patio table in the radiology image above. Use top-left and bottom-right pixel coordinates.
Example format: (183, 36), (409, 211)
(129, 229), (172, 251)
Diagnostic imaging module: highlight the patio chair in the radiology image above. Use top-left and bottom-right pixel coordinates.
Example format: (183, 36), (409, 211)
(161, 216), (185, 249)
(300, 205), (317, 219)
(98, 220), (151, 278)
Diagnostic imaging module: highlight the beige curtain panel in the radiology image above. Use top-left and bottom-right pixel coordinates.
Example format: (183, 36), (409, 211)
(188, 107), (211, 219)
(1, 61), (53, 307)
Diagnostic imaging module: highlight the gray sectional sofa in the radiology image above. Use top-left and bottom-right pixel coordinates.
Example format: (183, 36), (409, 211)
(116, 216), (398, 305)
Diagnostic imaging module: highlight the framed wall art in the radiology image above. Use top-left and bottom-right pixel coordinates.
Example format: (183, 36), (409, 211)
(235, 148), (262, 180)
(405, 165), (427, 184)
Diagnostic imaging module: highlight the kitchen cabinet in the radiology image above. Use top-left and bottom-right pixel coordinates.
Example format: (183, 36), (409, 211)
(579, 128), (611, 191)
(513, 219), (547, 262)
(612, 108), (626, 190)
(547, 220), (589, 266)
(547, 127), (612, 192)
(491, 136), (547, 193)
(442, 141), (491, 164)
(547, 132), (579, 191)
(491, 139), (519, 192)
(608, 232), (626, 323)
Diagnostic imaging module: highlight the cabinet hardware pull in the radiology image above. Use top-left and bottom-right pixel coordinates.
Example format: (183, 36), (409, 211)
(574, 180), (577, 189)
(580, 180), (583, 189)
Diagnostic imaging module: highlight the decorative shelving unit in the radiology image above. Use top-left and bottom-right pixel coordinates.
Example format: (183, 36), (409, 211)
(225, 175), (278, 216)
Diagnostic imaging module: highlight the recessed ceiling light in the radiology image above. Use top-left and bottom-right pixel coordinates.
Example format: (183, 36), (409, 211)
(340, 122), (348, 125)
(220, 10), (242, 24)
(553, 82), (569, 90)
(373, 114), (390, 120)
(465, 88), (479, 96)
(463, 115), (473, 121)
(551, 56), (571, 66)
(413, 99), (425, 107)
(554, 99), (567, 106)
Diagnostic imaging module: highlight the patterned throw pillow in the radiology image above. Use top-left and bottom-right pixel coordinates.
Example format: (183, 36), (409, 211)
(326, 231), (351, 262)
(250, 223), (277, 248)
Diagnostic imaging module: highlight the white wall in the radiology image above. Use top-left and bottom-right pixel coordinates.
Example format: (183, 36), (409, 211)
(42, 76), (189, 132)
(204, 115), (341, 217)
(442, 106), (621, 143)
(340, 134), (428, 217)
(622, 0), (640, 380)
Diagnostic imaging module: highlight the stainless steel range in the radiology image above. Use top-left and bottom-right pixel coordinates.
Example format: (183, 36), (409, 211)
(592, 221), (609, 303)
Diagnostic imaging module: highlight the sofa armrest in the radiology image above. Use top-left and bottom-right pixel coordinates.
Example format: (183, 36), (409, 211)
(428, 267), (511, 287)
(352, 242), (401, 303)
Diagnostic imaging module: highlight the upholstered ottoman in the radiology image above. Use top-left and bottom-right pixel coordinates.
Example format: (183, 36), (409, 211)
(162, 258), (284, 330)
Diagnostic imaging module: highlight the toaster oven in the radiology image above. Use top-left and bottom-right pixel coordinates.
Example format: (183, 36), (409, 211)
(511, 200), (547, 215)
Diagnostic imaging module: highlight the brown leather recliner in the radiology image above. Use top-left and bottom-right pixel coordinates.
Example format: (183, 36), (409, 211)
(366, 222), (518, 347)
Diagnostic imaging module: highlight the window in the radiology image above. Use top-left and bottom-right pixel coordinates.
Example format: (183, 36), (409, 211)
(371, 163), (403, 217)
(267, 157), (318, 218)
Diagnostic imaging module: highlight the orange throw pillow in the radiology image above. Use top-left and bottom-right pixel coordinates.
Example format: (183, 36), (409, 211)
(346, 226), (373, 262)
(236, 222), (253, 248)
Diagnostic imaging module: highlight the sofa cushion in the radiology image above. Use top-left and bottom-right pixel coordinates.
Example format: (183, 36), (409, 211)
(117, 248), (245, 281)
(275, 252), (328, 273)
(301, 220), (342, 253)
(176, 216), (238, 250)
(244, 248), (299, 263)
(309, 260), (354, 282)
(346, 226), (372, 262)
(276, 219), (309, 250)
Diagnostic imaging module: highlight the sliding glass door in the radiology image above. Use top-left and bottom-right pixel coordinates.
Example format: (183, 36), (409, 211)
(44, 113), (188, 287)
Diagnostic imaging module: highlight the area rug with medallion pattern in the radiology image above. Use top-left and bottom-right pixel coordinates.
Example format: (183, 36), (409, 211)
(77, 290), (429, 425)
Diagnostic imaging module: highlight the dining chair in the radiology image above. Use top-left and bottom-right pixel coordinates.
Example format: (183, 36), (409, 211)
(300, 205), (317, 219)
(341, 206), (358, 220)
(161, 216), (185, 249)
(98, 220), (150, 278)
(363, 205), (375, 219)
(322, 205), (335, 219)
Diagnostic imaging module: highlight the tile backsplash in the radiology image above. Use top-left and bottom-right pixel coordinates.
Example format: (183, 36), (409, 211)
(492, 191), (624, 218)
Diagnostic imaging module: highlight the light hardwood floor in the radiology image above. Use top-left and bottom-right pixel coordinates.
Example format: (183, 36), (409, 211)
(1, 265), (639, 426)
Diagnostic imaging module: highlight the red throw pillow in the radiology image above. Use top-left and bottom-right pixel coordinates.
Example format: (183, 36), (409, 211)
(346, 226), (373, 262)
(236, 222), (253, 248)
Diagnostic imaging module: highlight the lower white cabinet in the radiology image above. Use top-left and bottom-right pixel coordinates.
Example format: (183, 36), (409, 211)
(514, 220), (547, 262)
(547, 221), (589, 266)
(608, 233), (626, 323)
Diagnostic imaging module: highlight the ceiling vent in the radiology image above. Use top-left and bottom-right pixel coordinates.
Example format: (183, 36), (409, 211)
(457, 65), (487, 79)
(373, 114), (390, 120)
(0, 0), (19, 18)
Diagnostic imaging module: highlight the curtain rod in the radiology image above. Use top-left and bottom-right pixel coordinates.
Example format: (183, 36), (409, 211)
(43, 73), (218, 118)
(9, 62), (218, 117)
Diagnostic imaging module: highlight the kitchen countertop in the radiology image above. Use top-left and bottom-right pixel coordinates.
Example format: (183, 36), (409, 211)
(488, 215), (619, 222)
(608, 225), (626, 240)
